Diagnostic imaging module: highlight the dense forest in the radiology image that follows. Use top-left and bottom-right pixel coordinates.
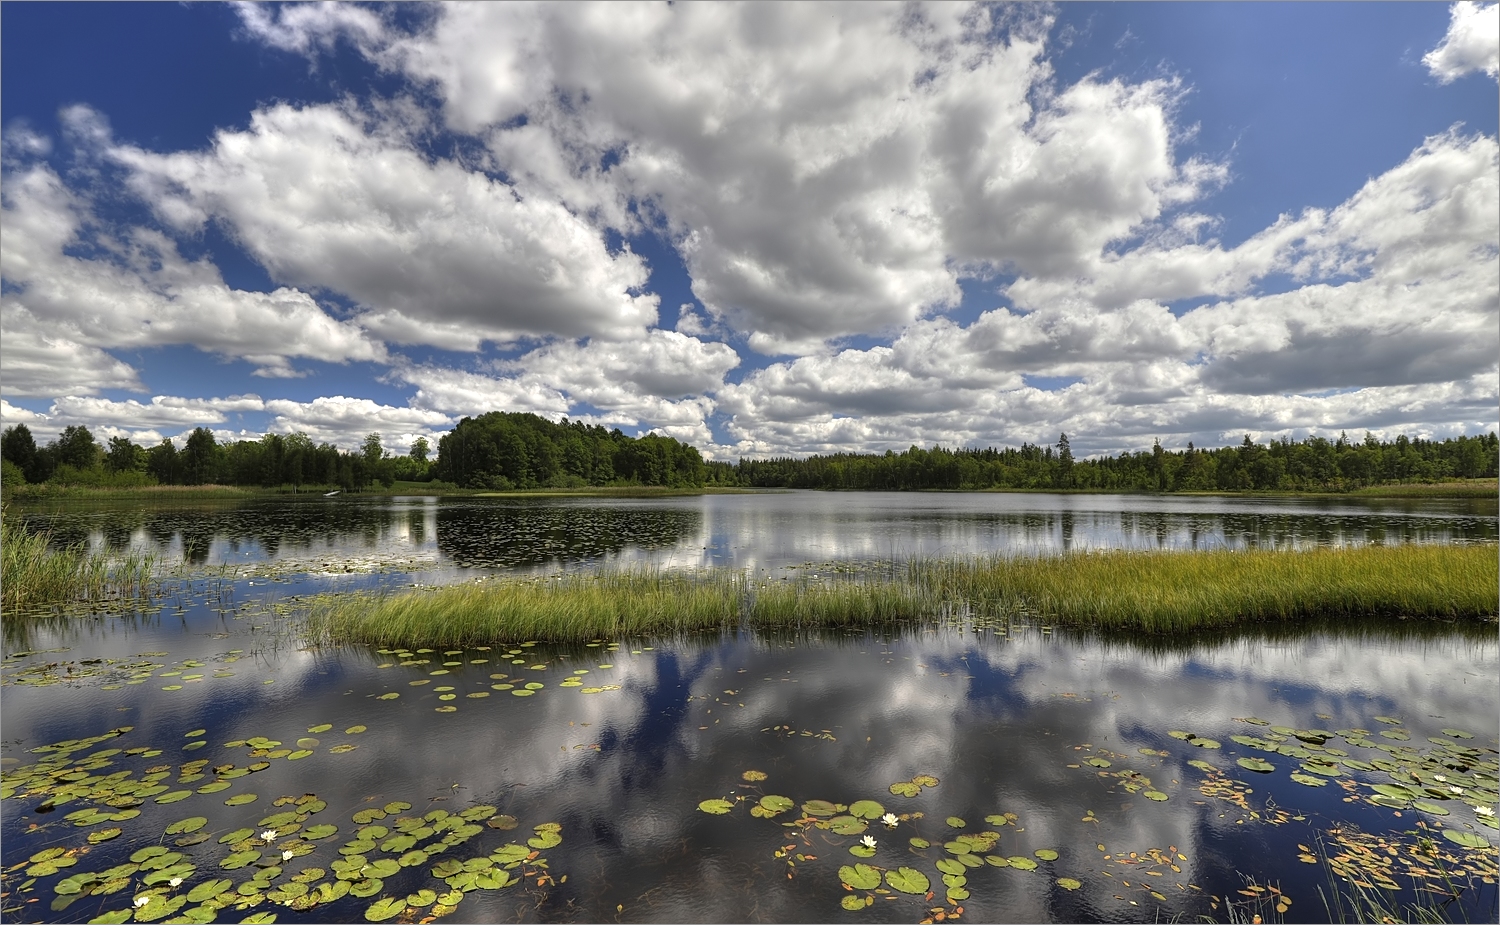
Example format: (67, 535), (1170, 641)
(2, 415), (1495, 494)
(0, 412), (713, 492)
(730, 432), (1499, 492)
(431, 412), (713, 489)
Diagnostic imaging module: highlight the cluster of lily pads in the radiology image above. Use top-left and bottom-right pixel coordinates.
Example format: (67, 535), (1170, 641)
(699, 770), (1075, 921)
(1065, 711), (1499, 904)
(0, 722), (570, 924)
(368, 641), (637, 709)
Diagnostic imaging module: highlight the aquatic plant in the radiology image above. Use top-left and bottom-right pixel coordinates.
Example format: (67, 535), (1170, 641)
(916, 544), (1499, 632)
(306, 571), (745, 647)
(0, 513), (158, 613)
(307, 544), (1496, 647)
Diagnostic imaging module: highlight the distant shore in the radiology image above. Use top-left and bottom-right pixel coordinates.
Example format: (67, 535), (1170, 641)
(4, 478), (1493, 503)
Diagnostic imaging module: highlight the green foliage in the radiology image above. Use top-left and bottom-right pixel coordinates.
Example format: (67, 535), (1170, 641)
(0, 512), (158, 613)
(434, 412), (706, 489)
(305, 544), (1497, 647)
(731, 432), (1500, 492)
(1, 457), (26, 487)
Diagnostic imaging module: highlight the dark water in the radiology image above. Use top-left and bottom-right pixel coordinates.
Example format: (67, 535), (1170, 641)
(1, 495), (1496, 923)
(10, 491), (1498, 576)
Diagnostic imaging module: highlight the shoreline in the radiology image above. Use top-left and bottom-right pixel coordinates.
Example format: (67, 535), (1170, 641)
(4, 479), (1493, 503)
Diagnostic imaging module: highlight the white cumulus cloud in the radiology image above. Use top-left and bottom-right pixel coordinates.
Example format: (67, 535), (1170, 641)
(1424, 1), (1499, 83)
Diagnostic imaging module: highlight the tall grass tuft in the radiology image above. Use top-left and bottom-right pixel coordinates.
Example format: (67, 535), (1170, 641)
(919, 545), (1497, 632)
(305, 544), (1497, 647)
(306, 571), (745, 648)
(1, 513), (159, 613)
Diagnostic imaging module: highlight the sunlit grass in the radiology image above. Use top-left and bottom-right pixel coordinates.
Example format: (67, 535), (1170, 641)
(306, 572), (746, 648)
(305, 544), (1498, 647)
(1, 514), (159, 613)
(916, 544), (1497, 633)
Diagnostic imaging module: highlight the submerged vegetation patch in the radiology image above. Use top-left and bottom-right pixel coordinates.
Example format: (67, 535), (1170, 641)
(306, 545), (1498, 647)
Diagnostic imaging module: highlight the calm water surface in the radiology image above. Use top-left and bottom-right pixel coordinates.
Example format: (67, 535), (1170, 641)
(2, 495), (1496, 923)
(12, 491), (1498, 575)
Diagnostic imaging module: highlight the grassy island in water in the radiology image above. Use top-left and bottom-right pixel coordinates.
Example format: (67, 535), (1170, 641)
(306, 544), (1499, 647)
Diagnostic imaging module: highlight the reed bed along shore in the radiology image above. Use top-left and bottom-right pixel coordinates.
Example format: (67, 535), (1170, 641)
(306, 544), (1498, 647)
(0, 516), (158, 613)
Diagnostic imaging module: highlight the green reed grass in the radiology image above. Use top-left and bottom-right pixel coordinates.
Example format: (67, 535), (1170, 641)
(305, 544), (1498, 647)
(915, 544), (1497, 633)
(306, 572), (746, 647)
(1, 515), (159, 613)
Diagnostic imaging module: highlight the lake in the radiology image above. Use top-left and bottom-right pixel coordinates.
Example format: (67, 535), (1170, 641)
(2, 492), (1496, 923)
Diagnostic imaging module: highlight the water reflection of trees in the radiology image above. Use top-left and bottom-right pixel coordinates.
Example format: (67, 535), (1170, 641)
(435, 503), (702, 569)
(9, 497), (1493, 571)
(13, 500), (433, 565)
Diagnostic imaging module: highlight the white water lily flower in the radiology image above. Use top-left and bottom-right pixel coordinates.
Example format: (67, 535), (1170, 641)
(882, 813), (899, 827)
(282, 849), (295, 861)
(1433, 774), (1447, 782)
(168, 877), (183, 888)
(1451, 786), (1465, 795)
(1476, 805), (1496, 817)
(860, 834), (877, 848)
(260, 828), (278, 843)
(133, 895), (151, 909)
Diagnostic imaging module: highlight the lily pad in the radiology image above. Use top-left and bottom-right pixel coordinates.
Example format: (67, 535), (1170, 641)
(830, 816), (867, 835)
(1441, 728), (1474, 739)
(841, 894), (868, 911)
(889, 781), (921, 798)
(1442, 830), (1490, 848)
(224, 792), (258, 806)
(945, 816), (966, 828)
(839, 863), (881, 890)
(697, 799), (733, 815)
(1034, 848), (1059, 861)
(186, 879), (232, 903)
(349, 878), (383, 898)
(1143, 790), (1169, 802)
(757, 795), (793, 815)
(741, 770), (767, 782)
(1236, 757), (1275, 773)
(1290, 773), (1328, 787)
(848, 800), (884, 819)
(885, 867), (930, 894)
(154, 790), (193, 804)
(802, 799), (840, 817)
(1007, 856), (1038, 870)
(165, 816), (207, 835)
(1057, 877), (1082, 890)
(365, 896), (407, 921)
(909, 837), (930, 849)
(1189, 738), (1221, 749)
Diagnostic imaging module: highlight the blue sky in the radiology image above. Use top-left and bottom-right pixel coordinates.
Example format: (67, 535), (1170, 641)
(2, 2), (1496, 458)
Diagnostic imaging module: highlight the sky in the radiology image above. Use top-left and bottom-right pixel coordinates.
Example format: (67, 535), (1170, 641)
(1, 1), (1497, 460)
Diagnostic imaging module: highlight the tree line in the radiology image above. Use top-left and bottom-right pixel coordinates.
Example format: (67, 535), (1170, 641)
(0, 411), (717, 491)
(727, 432), (1498, 492)
(3, 416), (1494, 494)
(0, 423), (433, 491)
